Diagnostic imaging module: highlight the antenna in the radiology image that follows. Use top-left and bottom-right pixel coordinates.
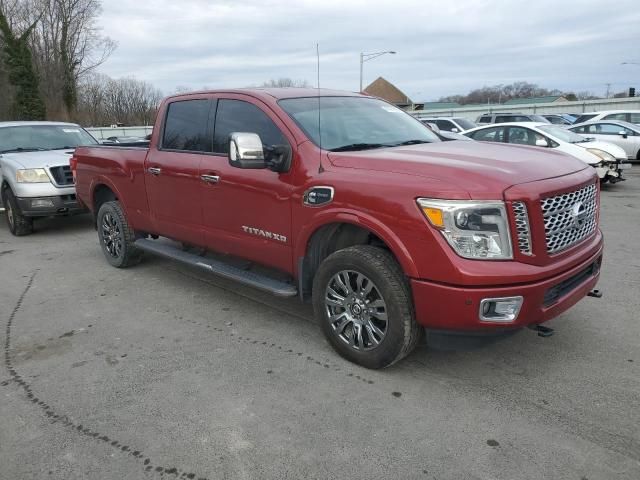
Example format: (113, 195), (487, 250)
(316, 43), (324, 173)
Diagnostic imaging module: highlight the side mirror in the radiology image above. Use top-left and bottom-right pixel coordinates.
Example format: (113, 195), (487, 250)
(229, 132), (267, 169)
(619, 131), (628, 139)
(451, 127), (459, 133)
(535, 138), (549, 147)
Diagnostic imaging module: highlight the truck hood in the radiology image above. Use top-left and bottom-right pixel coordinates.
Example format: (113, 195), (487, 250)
(328, 141), (588, 198)
(0, 149), (74, 168)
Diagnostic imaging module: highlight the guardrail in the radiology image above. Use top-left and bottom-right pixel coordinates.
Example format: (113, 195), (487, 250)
(408, 97), (640, 121)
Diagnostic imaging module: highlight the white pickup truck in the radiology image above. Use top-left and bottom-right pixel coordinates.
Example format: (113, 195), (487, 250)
(0, 121), (98, 235)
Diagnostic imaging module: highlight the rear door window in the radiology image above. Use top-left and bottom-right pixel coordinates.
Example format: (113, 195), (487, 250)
(596, 123), (629, 135)
(478, 115), (491, 123)
(506, 126), (546, 146)
(435, 119), (455, 131)
(162, 99), (212, 152)
(629, 113), (640, 124)
(604, 113), (628, 121)
(468, 126), (506, 143)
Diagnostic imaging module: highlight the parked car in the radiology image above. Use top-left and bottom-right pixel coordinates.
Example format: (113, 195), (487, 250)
(568, 120), (640, 162)
(573, 110), (640, 125)
(73, 88), (603, 369)
(463, 122), (630, 183)
(417, 117), (476, 133)
(0, 121), (96, 235)
(476, 112), (551, 124)
(543, 114), (576, 125)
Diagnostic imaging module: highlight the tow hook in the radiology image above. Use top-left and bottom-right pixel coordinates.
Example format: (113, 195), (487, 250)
(528, 324), (554, 337)
(587, 289), (603, 298)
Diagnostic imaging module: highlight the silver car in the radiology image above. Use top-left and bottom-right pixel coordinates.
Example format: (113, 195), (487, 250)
(0, 121), (97, 235)
(569, 120), (640, 162)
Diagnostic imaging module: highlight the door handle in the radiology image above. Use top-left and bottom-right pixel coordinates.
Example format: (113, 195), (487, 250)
(148, 167), (161, 176)
(201, 174), (220, 183)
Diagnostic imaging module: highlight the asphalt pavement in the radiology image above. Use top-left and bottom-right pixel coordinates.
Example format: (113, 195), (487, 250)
(1, 169), (639, 480)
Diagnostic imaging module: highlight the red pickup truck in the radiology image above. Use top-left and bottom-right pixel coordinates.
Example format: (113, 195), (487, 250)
(73, 88), (603, 368)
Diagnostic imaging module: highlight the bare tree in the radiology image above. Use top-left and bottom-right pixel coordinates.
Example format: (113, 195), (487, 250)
(21, 0), (115, 117)
(260, 78), (310, 88)
(77, 74), (163, 126)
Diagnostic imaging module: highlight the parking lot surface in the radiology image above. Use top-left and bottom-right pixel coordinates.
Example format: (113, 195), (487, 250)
(1, 169), (639, 480)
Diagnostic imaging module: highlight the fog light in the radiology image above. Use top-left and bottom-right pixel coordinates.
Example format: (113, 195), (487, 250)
(479, 296), (523, 323)
(31, 199), (55, 208)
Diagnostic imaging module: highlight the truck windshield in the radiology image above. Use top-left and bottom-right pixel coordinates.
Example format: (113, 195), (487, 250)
(279, 96), (440, 151)
(0, 125), (98, 153)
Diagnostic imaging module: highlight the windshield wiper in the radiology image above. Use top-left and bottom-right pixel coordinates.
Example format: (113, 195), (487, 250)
(394, 139), (431, 146)
(329, 143), (391, 152)
(0, 147), (46, 154)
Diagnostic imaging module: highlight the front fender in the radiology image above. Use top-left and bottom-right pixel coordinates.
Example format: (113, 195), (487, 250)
(294, 208), (419, 278)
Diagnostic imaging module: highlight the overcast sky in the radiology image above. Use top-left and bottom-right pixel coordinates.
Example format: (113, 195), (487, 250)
(99, 0), (640, 101)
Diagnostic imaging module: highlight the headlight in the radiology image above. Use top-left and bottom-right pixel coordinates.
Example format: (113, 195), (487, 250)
(586, 148), (616, 163)
(417, 199), (513, 259)
(16, 168), (51, 183)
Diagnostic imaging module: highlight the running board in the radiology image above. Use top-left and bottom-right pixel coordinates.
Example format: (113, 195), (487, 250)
(134, 238), (298, 297)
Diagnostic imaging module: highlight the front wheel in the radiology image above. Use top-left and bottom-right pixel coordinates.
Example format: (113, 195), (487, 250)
(312, 245), (422, 369)
(96, 201), (142, 268)
(2, 188), (33, 236)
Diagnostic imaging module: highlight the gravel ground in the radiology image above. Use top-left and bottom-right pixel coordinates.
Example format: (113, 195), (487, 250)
(1, 168), (639, 480)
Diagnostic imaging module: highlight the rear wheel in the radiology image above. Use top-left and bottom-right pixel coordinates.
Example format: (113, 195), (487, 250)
(97, 201), (142, 268)
(2, 188), (33, 236)
(312, 245), (421, 369)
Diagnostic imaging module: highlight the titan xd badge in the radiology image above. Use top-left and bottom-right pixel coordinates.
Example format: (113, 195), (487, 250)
(303, 186), (334, 207)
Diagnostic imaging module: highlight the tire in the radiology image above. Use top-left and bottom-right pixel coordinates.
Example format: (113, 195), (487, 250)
(312, 245), (422, 369)
(2, 188), (34, 236)
(96, 201), (142, 268)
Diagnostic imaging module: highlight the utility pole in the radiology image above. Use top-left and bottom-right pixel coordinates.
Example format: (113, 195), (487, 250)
(605, 83), (611, 98)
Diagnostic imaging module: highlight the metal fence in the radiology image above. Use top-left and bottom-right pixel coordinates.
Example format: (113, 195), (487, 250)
(86, 126), (153, 139)
(409, 97), (640, 121)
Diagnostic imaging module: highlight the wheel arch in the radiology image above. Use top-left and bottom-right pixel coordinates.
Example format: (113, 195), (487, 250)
(297, 213), (419, 298)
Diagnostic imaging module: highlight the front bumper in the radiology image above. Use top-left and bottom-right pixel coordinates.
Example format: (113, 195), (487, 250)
(411, 240), (603, 332)
(15, 194), (86, 217)
(596, 161), (631, 180)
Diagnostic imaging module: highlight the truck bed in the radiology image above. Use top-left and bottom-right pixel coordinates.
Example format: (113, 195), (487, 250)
(74, 145), (150, 223)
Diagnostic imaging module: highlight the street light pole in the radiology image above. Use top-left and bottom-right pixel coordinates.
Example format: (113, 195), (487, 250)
(359, 50), (396, 92)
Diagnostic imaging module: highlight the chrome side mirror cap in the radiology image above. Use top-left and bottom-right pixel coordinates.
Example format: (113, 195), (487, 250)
(229, 132), (266, 169)
(535, 138), (549, 147)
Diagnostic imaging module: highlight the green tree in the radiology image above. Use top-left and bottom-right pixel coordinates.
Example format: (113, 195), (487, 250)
(0, 7), (45, 119)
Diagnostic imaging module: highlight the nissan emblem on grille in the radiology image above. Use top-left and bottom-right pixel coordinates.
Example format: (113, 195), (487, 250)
(540, 183), (598, 254)
(571, 201), (587, 228)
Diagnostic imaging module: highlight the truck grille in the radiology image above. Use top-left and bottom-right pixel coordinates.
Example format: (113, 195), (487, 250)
(49, 165), (74, 186)
(541, 183), (598, 254)
(512, 201), (532, 255)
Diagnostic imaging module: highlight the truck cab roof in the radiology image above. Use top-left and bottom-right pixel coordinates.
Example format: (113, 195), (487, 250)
(165, 88), (363, 102)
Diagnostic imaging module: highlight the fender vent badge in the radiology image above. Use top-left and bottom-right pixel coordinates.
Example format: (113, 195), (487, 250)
(303, 186), (334, 207)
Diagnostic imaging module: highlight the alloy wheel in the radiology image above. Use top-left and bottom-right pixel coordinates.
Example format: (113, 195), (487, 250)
(324, 270), (388, 351)
(101, 212), (123, 258)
